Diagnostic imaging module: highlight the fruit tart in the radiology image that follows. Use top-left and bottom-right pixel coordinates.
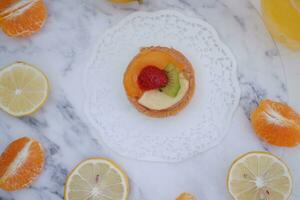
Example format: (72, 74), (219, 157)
(123, 46), (195, 118)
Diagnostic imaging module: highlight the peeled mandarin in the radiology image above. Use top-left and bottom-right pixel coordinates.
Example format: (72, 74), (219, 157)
(251, 99), (300, 147)
(0, 137), (45, 191)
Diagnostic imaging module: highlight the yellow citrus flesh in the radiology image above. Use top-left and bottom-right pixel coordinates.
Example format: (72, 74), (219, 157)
(0, 62), (49, 117)
(262, 0), (300, 50)
(64, 158), (129, 200)
(227, 152), (293, 200)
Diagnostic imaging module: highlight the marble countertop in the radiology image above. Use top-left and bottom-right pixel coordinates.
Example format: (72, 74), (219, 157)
(0, 0), (300, 199)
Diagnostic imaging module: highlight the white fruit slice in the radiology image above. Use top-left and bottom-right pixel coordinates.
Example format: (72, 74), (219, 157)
(138, 75), (189, 110)
(64, 158), (129, 200)
(227, 152), (293, 200)
(0, 62), (49, 117)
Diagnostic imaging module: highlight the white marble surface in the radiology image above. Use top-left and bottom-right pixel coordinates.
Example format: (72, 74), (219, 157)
(0, 0), (299, 199)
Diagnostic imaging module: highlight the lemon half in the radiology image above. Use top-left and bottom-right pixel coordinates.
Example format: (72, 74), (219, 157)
(227, 152), (293, 200)
(64, 158), (129, 200)
(0, 62), (49, 117)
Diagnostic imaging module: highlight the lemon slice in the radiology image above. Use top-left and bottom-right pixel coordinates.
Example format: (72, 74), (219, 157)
(0, 62), (49, 117)
(64, 158), (129, 200)
(227, 152), (293, 200)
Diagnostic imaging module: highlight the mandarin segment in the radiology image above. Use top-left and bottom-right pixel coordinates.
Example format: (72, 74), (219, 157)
(0, 137), (29, 180)
(176, 193), (196, 200)
(251, 99), (300, 147)
(0, 137), (45, 191)
(0, 0), (47, 37)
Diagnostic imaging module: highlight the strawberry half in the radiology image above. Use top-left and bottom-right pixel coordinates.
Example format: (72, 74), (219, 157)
(138, 66), (168, 91)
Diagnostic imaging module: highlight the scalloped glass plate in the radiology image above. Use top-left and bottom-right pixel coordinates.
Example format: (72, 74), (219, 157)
(84, 10), (240, 162)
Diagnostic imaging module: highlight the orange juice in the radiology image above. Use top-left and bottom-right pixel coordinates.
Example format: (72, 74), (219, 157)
(262, 0), (300, 50)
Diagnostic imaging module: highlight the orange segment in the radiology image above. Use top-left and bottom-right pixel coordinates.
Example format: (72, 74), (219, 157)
(124, 48), (185, 98)
(251, 99), (300, 147)
(0, 0), (47, 37)
(176, 193), (197, 200)
(0, 137), (45, 191)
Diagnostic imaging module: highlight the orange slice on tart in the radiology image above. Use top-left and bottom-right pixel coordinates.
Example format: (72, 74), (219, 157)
(123, 46), (195, 118)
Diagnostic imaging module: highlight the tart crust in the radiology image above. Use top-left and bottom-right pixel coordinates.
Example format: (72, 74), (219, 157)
(123, 46), (195, 118)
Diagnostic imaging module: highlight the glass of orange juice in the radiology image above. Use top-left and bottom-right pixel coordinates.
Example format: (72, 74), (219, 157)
(262, 0), (300, 51)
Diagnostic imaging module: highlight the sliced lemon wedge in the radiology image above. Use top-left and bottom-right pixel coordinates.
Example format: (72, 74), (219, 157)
(64, 158), (129, 200)
(227, 152), (293, 200)
(0, 62), (49, 117)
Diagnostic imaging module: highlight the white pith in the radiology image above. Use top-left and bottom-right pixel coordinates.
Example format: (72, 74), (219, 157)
(264, 106), (295, 126)
(1, 139), (33, 181)
(65, 159), (128, 200)
(255, 177), (265, 188)
(15, 88), (22, 95)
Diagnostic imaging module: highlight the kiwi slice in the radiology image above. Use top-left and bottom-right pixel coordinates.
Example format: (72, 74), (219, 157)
(161, 64), (181, 97)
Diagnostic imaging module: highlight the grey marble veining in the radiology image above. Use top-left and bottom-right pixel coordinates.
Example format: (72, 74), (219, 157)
(0, 0), (298, 200)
